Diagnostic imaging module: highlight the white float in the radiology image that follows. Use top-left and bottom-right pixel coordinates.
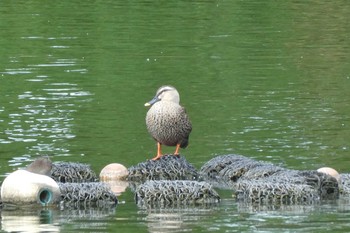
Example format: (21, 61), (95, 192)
(99, 163), (128, 181)
(1, 169), (61, 205)
(317, 167), (340, 182)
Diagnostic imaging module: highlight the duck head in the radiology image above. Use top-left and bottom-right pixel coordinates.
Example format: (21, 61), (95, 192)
(145, 85), (180, 106)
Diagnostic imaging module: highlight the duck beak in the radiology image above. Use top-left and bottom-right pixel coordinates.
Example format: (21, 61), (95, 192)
(144, 96), (160, 107)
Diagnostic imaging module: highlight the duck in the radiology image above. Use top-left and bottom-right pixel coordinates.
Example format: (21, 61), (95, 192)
(145, 85), (192, 160)
(26, 156), (52, 176)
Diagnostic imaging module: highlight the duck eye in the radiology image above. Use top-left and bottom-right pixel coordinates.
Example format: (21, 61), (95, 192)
(157, 90), (166, 97)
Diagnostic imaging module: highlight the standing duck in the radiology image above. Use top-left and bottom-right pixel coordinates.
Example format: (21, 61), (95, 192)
(145, 85), (192, 160)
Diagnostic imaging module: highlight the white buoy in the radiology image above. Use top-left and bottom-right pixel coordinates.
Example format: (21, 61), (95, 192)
(1, 169), (61, 205)
(317, 167), (340, 182)
(100, 163), (128, 181)
(1, 210), (59, 232)
(102, 180), (129, 196)
(100, 163), (129, 196)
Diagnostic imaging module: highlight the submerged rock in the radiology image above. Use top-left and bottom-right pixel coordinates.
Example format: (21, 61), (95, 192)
(135, 180), (220, 208)
(59, 182), (118, 208)
(340, 174), (350, 195)
(200, 154), (339, 204)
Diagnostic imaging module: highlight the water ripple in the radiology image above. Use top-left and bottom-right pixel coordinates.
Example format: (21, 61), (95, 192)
(1, 82), (92, 159)
(2, 68), (34, 75)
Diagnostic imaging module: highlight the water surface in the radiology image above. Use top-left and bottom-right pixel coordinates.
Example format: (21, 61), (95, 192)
(1, 0), (350, 232)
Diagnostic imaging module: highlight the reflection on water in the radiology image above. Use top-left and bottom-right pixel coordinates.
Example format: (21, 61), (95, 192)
(1, 209), (59, 232)
(141, 207), (219, 233)
(1, 43), (92, 167)
(3, 198), (350, 233)
(103, 180), (129, 196)
(1, 207), (116, 233)
(0, 24), (91, 167)
(2, 81), (92, 167)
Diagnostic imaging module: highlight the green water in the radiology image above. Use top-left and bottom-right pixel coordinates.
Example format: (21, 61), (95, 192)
(1, 1), (350, 232)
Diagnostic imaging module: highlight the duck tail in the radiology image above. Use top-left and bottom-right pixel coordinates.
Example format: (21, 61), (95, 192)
(180, 137), (189, 148)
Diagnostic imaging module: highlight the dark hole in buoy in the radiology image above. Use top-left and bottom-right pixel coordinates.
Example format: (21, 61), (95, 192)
(38, 189), (52, 205)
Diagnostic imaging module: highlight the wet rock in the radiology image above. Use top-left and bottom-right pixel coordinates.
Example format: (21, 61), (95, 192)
(58, 182), (118, 208)
(51, 161), (98, 183)
(200, 154), (339, 203)
(135, 180), (220, 208)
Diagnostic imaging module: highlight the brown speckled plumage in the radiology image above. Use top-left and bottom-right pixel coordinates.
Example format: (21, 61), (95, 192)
(145, 86), (192, 160)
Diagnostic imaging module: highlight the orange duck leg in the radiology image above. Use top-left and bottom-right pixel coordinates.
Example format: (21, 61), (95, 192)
(174, 143), (181, 155)
(151, 142), (163, 160)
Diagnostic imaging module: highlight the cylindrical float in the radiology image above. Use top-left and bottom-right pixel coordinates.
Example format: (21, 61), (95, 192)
(1, 169), (61, 206)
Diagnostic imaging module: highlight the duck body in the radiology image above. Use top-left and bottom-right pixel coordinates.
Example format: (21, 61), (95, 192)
(146, 101), (191, 147)
(145, 86), (192, 160)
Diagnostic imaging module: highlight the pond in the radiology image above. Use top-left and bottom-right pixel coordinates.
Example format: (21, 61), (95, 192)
(1, 0), (350, 232)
